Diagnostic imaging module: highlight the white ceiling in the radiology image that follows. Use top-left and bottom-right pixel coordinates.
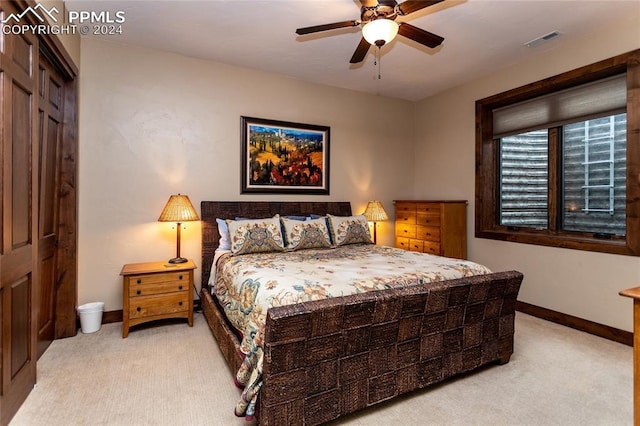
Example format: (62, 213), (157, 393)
(66, 0), (640, 101)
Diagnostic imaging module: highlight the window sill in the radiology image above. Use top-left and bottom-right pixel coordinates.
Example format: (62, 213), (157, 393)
(475, 229), (638, 257)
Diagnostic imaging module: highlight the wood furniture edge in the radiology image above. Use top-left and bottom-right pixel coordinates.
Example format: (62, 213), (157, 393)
(619, 287), (639, 426)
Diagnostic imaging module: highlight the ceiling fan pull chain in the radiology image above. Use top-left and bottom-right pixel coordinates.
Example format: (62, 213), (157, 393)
(377, 47), (382, 80)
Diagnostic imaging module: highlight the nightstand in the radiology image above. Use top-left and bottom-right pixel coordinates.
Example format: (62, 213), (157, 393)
(120, 260), (196, 338)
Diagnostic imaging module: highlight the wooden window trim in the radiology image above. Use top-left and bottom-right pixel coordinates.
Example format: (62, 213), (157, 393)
(475, 49), (640, 256)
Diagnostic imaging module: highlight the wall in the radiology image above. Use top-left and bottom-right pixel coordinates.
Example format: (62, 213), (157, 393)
(413, 14), (640, 331)
(78, 38), (415, 311)
(40, 0), (81, 66)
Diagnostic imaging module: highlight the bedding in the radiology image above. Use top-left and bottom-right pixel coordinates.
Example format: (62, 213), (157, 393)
(211, 243), (492, 419)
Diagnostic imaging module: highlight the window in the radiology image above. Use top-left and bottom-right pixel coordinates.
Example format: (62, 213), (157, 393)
(475, 50), (640, 256)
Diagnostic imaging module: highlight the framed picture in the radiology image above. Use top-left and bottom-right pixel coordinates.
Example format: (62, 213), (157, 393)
(241, 116), (330, 194)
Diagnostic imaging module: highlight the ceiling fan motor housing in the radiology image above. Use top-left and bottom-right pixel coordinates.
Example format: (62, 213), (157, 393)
(361, 3), (398, 23)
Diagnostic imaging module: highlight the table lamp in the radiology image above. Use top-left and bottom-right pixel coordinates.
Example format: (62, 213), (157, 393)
(158, 194), (199, 263)
(362, 200), (389, 244)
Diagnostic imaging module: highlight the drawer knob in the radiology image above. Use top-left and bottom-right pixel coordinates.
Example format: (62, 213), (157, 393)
(179, 285), (183, 290)
(136, 279), (141, 284)
(136, 307), (141, 312)
(179, 275), (183, 280)
(178, 301), (183, 306)
(136, 290), (141, 295)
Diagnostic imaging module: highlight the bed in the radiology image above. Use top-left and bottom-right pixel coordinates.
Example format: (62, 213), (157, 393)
(200, 201), (523, 425)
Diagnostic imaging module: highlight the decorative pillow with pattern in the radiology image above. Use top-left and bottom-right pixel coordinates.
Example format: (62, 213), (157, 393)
(281, 216), (332, 251)
(327, 214), (373, 246)
(226, 215), (285, 255)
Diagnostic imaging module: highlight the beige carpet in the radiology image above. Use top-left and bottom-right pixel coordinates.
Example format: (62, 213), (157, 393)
(10, 312), (632, 426)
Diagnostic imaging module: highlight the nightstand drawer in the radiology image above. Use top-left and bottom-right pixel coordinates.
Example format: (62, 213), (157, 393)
(129, 281), (188, 297)
(129, 293), (189, 319)
(129, 271), (188, 286)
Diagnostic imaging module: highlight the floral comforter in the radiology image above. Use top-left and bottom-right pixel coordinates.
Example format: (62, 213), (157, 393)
(212, 244), (492, 419)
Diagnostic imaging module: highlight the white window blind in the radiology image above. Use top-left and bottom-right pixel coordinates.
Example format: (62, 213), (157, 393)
(493, 74), (627, 138)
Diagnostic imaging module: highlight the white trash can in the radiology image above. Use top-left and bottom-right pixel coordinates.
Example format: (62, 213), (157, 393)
(77, 302), (105, 334)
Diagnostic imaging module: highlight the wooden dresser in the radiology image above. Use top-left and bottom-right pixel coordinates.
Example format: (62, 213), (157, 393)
(394, 200), (467, 259)
(120, 260), (195, 338)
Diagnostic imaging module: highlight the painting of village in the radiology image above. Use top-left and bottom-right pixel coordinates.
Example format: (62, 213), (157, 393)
(242, 117), (329, 194)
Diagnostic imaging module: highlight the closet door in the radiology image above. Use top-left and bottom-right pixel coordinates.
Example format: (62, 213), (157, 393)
(36, 53), (64, 359)
(0, 3), (39, 423)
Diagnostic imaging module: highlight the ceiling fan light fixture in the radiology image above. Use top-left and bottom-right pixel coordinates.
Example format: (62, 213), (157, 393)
(362, 18), (399, 46)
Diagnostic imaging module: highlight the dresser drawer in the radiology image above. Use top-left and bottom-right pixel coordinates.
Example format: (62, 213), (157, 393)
(395, 202), (417, 214)
(416, 203), (441, 215)
(129, 292), (189, 319)
(423, 241), (441, 255)
(395, 223), (416, 239)
(395, 237), (410, 250)
(409, 239), (423, 252)
(129, 281), (188, 297)
(416, 225), (441, 242)
(416, 214), (441, 227)
(396, 212), (417, 225)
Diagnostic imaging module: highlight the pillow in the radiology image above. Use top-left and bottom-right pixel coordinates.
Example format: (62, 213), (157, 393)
(226, 215), (285, 255)
(309, 214), (332, 244)
(283, 215), (309, 221)
(281, 216), (331, 251)
(327, 214), (373, 246)
(216, 218), (231, 251)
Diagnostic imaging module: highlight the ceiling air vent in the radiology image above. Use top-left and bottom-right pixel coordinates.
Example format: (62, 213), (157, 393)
(524, 31), (560, 48)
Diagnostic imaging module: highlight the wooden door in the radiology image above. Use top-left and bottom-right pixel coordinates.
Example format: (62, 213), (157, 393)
(0, 2), (39, 423)
(36, 54), (63, 359)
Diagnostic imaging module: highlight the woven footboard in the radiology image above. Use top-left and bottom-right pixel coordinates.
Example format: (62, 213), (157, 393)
(259, 270), (523, 426)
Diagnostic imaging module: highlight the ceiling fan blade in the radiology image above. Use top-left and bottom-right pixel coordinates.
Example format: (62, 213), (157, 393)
(398, 23), (444, 48)
(398, 0), (444, 15)
(350, 37), (371, 63)
(359, 0), (379, 6)
(296, 20), (359, 35)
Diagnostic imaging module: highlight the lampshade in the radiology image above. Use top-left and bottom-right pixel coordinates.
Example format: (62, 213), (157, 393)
(362, 19), (399, 46)
(158, 194), (199, 222)
(362, 200), (389, 222)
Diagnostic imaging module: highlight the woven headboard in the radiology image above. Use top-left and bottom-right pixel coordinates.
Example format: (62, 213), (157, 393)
(200, 201), (352, 288)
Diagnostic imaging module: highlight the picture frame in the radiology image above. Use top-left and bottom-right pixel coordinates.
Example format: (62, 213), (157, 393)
(241, 116), (330, 194)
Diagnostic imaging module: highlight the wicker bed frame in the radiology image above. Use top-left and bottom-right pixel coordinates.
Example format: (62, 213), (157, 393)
(200, 201), (523, 425)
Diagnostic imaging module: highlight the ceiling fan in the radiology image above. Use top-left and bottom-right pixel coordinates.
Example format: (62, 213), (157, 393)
(295, 0), (445, 64)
